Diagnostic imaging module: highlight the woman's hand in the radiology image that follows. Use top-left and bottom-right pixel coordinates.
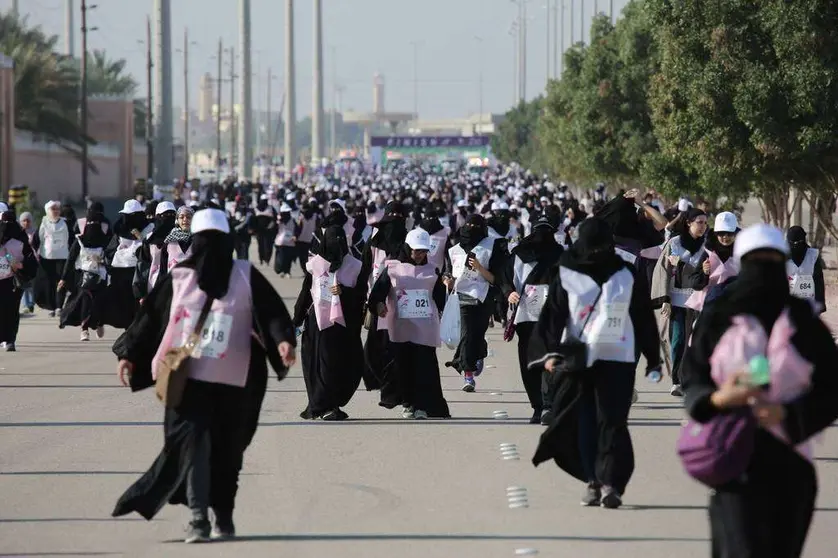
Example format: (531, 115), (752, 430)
(279, 341), (296, 367)
(468, 256), (483, 273)
(660, 303), (671, 319)
(544, 358), (558, 373)
(442, 276), (454, 292)
(710, 372), (760, 410)
(330, 284), (342, 296)
(702, 259), (711, 275)
(117, 360), (134, 387)
(508, 292), (520, 305)
(376, 302), (388, 318)
(668, 255), (681, 267)
(753, 403), (786, 428)
(57, 280), (65, 291)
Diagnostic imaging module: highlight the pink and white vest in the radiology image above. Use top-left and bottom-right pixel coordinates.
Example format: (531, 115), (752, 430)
(685, 251), (739, 312)
(148, 242), (192, 291)
(274, 220), (296, 247)
(152, 260), (253, 388)
(383, 260), (440, 347)
(0, 239), (24, 281)
(710, 310), (815, 462)
(306, 253), (362, 330)
(424, 226), (450, 273)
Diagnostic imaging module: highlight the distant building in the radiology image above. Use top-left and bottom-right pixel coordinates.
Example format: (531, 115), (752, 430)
(198, 72), (214, 123)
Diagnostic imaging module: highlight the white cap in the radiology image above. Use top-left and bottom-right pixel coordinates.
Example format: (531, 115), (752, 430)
(119, 199), (144, 214)
(155, 201), (176, 215)
(405, 228), (432, 251)
(677, 198), (692, 212)
(329, 199), (347, 212)
(733, 223), (789, 261)
(280, 203), (292, 213)
(45, 200), (61, 211)
(190, 190), (199, 199)
(457, 199), (468, 208)
(191, 208), (230, 234)
(714, 211), (738, 233)
(285, 193), (296, 201)
(260, 194), (269, 200)
(0, 202), (8, 212)
(491, 201), (509, 211)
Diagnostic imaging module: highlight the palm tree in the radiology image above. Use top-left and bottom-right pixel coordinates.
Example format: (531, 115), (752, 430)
(0, 13), (94, 166)
(86, 50), (138, 96)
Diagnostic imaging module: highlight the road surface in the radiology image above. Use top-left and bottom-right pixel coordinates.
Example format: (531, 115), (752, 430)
(2, 265), (837, 558)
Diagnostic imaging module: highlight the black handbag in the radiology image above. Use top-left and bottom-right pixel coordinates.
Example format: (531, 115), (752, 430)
(555, 290), (603, 374)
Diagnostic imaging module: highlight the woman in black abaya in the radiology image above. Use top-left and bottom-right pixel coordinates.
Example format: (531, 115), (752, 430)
(681, 223), (838, 558)
(252, 196), (277, 265)
(360, 202), (408, 402)
(101, 207), (152, 329)
(111, 210), (296, 542)
(293, 226), (365, 420)
(0, 210), (38, 351)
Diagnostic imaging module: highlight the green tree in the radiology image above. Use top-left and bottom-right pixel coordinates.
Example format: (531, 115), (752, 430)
(0, 12), (94, 167)
(85, 49), (138, 96)
(490, 96), (544, 171)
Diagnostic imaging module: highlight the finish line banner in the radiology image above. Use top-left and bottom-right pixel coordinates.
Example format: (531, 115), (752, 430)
(371, 136), (491, 148)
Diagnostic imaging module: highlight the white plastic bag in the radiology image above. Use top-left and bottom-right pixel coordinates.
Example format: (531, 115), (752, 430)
(440, 292), (461, 349)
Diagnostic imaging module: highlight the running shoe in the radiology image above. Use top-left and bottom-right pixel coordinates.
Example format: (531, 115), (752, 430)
(402, 406), (415, 419)
(4, 343), (15, 352)
(600, 487), (623, 509)
(80, 330), (90, 342)
(670, 384), (684, 397)
(96, 325), (105, 339)
(184, 519), (211, 543)
(540, 409), (553, 425)
(581, 482), (601, 507)
(529, 409), (541, 424)
(211, 511), (236, 540)
(414, 409), (428, 420)
(48, 311), (56, 318)
(474, 359), (485, 377)
(462, 375), (476, 392)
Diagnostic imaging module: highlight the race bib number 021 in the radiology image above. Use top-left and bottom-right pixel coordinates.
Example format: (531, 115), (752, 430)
(397, 289), (432, 319)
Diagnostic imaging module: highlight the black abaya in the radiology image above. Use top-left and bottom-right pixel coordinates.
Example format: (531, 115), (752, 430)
(293, 273), (364, 418)
(0, 279), (23, 344)
(391, 342), (451, 418)
(33, 258), (67, 311)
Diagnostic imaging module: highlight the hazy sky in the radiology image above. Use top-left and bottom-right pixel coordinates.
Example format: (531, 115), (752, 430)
(15, 0), (631, 120)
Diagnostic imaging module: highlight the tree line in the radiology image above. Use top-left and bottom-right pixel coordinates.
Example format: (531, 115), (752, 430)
(490, 0), (838, 245)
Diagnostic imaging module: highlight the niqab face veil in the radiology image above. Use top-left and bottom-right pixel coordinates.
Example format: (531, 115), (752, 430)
(181, 231), (235, 299)
(319, 226), (349, 272)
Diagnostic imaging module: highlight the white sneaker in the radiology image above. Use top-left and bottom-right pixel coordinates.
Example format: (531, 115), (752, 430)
(80, 330), (90, 342)
(414, 409), (428, 420)
(670, 384), (684, 397)
(96, 325), (105, 339)
(401, 406), (415, 419)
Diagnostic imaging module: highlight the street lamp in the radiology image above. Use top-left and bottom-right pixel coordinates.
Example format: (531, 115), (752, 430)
(175, 29), (198, 182)
(80, 0), (98, 202)
(473, 36), (484, 133)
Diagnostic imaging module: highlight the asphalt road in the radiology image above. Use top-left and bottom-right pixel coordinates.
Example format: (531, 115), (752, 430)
(2, 264), (837, 558)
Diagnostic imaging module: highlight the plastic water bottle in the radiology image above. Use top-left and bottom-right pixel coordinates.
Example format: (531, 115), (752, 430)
(647, 369), (662, 383)
(749, 355), (770, 387)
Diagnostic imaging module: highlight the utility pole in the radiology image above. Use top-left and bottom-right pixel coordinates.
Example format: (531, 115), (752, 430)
(610, 0), (615, 24)
(570, 0), (575, 44)
(266, 67), (272, 163)
(182, 28), (190, 182)
(284, 0), (297, 172)
(229, 46), (236, 174)
(146, 17), (154, 181)
(65, 0), (75, 57)
(579, 0), (584, 44)
(238, 0), (253, 180)
(474, 36), (484, 131)
(554, 1), (560, 78)
(517, 0), (527, 103)
(11, 0), (18, 17)
(311, 0), (324, 163)
(410, 41), (420, 117)
(215, 39), (222, 177)
(546, 0), (551, 81)
(80, 0), (90, 200)
(329, 46), (336, 159)
(510, 22), (518, 105)
(153, 0), (173, 185)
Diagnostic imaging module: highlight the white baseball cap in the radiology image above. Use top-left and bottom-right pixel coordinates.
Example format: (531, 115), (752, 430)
(155, 201), (176, 215)
(191, 208), (230, 234)
(0, 202), (8, 212)
(714, 212), (738, 233)
(280, 203), (292, 213)
(733, 223), (789, 261)
(677, 198), (692, 212)
(119, 199), (144, 214)
(491, 201), (509, 211)
(456, 199), (468, 208)
(405, 228), (432, 251)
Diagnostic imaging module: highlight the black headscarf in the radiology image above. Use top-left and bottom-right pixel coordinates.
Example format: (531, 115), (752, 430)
(787, 226), (808, 266)
(114, 211), (150, 240)
(369, 208), (408, 257)
(79, 210), (110, 249)
(458, 214), (488, 252)
(594, 194), (642, 240)
(149, 211), (177, 245)
(513, 217), (562, 264)
(319, 225), (349, 272)
(560, 218), (625, 285)
(705, 230), (736, 262)
(489, 210), (511, 237)
(256, 198), (269, 212)
(0, 211), (22, 244)
(420, 215), (444, 235)
(279, 210), (292, 224)
(180, 230), (235, 299)
(713, 251), (790, 333)
(323, 206), (348, 228)
(678, 208), (706, 254)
